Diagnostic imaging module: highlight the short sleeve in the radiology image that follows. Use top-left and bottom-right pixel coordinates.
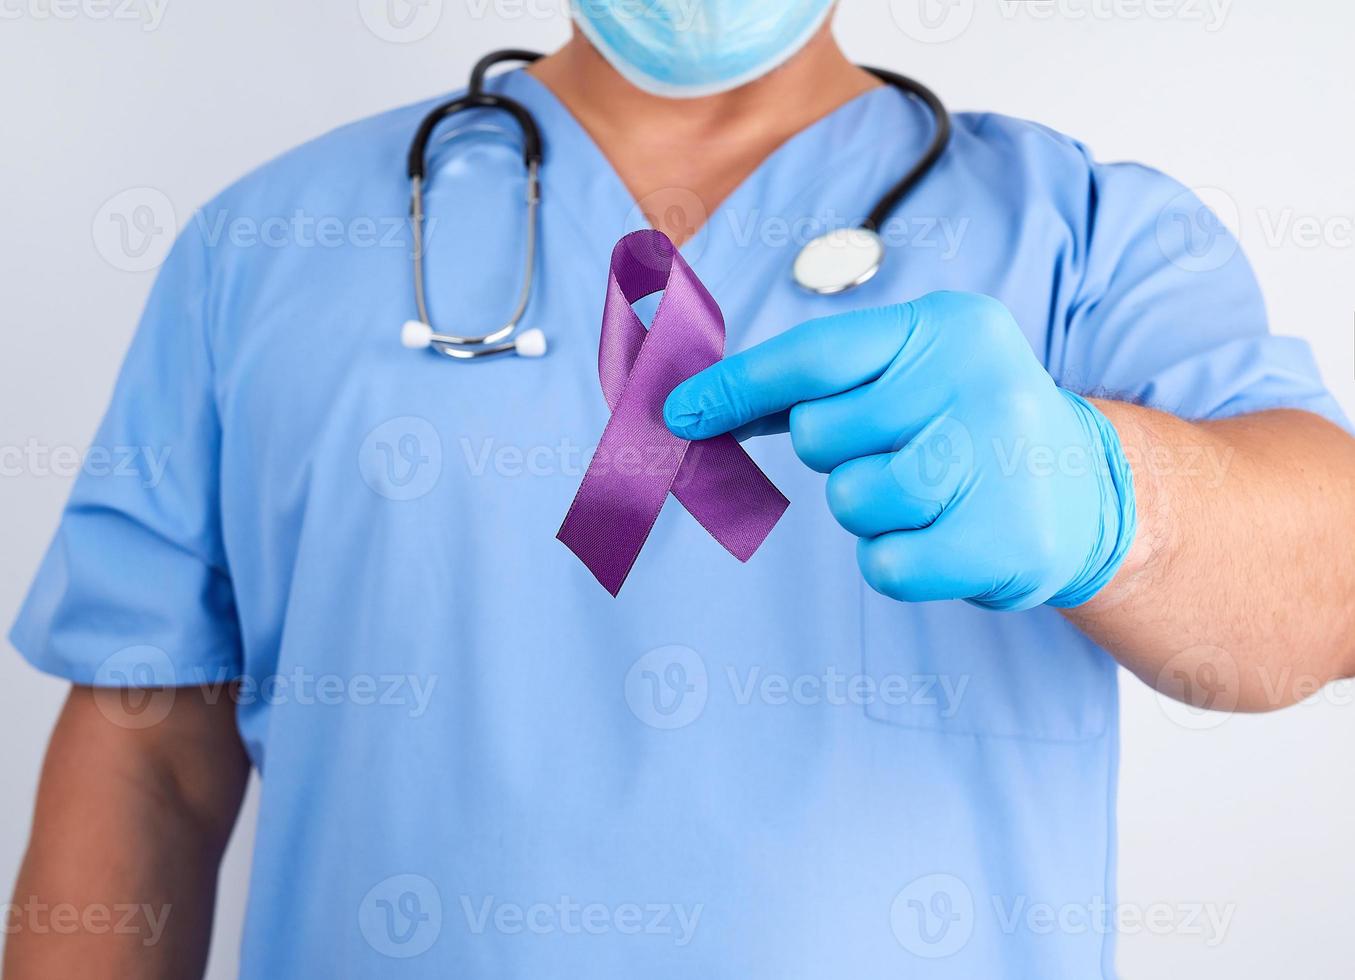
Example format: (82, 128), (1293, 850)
(1057, 159), (1349, 430)
(9, 223), (242, 687)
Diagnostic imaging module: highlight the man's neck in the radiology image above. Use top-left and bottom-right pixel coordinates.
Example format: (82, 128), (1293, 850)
(528, 27), (878, 246)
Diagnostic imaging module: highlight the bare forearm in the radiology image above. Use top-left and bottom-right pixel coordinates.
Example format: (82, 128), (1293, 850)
(5, 686), (248, 979)
(1066, 404), (1355, 710)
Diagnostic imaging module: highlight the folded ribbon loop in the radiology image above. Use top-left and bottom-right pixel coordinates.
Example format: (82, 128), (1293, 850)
(557, 230), (789, 596)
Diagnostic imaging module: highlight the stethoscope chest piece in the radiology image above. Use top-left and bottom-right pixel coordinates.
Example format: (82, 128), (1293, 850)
(793, 228), (886, 295)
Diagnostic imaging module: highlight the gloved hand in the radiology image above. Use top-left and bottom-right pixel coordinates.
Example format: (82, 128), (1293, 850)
(664, 292), (1137, 611)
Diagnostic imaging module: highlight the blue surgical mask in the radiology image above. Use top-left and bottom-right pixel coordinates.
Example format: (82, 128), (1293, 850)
(571, 0), (837, 99)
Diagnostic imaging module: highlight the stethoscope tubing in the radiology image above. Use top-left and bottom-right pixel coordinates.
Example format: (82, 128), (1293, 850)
(403, 50), (950, 360)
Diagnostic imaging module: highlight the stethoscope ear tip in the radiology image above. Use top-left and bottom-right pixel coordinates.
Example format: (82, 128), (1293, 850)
(401, 320), (546, 359)
(514, 328), (547, 358)
(401, 320), (435, 350)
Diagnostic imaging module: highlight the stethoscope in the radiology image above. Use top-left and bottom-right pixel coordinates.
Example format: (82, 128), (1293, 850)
(400, 49), (951, 361)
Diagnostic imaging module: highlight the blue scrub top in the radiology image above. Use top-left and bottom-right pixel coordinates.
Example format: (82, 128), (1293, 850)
(12, 70), (1346, 978)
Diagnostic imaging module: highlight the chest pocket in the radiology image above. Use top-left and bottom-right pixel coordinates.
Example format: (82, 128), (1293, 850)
(860, 588), (1114, 741)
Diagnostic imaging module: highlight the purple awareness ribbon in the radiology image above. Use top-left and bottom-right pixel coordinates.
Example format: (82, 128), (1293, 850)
(557, 230), (789, 596)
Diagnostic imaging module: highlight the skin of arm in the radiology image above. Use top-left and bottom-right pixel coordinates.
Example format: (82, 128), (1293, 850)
(5, 684), (249, 979)
(10, 29), (1343, 980)
(6, 24), (860, 979)
(534, 28), (1355, 713)
(1069, 403), (1355, 711)
(663, 295), (1355, 714)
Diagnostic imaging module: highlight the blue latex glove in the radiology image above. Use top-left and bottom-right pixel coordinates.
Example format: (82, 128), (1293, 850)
(664, 292), (1137, 611)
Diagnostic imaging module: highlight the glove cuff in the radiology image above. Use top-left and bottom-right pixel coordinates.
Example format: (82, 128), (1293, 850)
(1047, 391), (1138, 609)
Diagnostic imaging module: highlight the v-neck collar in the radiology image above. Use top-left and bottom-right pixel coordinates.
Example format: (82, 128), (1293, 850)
(490, 69), (919, 292)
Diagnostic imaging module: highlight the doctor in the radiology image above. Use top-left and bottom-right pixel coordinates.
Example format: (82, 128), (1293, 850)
(8, 3), (1355, 978)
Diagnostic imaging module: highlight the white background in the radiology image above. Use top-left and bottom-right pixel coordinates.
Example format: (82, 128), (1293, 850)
(1, 1), (1351, 976)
